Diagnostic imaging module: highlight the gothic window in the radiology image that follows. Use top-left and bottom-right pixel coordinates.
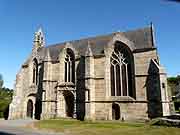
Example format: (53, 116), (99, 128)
(33, 58), (38, 84)
(64, 48), (75, 83)
(110, 42), (134, 97)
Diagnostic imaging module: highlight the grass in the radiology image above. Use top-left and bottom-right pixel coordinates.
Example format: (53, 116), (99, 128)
(34, 118), (180, 135)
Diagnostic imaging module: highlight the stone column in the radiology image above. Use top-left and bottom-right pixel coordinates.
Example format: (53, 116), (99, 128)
(85, 43), (95, 119)
(57, 90), (66, 117)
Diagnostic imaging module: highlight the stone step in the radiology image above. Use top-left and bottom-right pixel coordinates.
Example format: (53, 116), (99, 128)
(165, 114), (180, 120)
(153, 118), (180, 127)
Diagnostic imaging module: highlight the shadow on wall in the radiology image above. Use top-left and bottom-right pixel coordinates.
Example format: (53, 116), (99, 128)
(76, 56), (86, 121)
(146, 60), (162, 118)
(35, 63), (44, 120)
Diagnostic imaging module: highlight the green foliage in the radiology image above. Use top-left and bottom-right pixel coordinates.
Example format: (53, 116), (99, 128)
(167, 75), (180, 85)
(167, 76), (180, 96)
(167, 77), (179, 85)
(0, 86), (13, 118)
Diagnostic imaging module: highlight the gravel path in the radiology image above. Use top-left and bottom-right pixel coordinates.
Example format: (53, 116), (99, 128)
(0, 119), (64, 135)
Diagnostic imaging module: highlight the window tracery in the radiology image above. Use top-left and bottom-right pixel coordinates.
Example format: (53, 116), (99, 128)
(110, 43), (134, 97)
(64, 48), (75, 83)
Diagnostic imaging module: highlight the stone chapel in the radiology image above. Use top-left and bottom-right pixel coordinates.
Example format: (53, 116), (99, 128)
(9, 25), (171, 121)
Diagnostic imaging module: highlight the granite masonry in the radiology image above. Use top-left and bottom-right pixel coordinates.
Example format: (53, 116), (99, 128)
(9, 26), (171, 121)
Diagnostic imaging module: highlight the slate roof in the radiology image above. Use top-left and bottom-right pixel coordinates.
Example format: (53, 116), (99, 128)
(123, 26), (154, 50)
(44, 33), (113, 60)
(25, 26), (155, 63)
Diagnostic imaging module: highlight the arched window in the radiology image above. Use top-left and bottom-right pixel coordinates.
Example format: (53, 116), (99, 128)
(64, 48), (75, 83)
(33, 58), (38, 84)
(110, 42), (134, 97)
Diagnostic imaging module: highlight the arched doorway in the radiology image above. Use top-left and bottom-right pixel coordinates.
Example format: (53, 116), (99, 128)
(63, 91), (74, 117)
(27, 99), (33, 118)
(112, 103), (120, 120)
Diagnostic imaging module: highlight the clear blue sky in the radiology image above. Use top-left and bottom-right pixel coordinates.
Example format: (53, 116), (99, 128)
(0, 0), (180, 89)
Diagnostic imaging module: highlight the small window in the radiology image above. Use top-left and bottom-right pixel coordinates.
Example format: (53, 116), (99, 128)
(162, 83), (165, 89)
(85, 90), (90, 101)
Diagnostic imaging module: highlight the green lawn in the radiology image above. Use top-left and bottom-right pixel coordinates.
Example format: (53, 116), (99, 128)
(34, 119), (180, 135)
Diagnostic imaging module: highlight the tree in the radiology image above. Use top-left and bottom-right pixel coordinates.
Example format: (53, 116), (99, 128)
(0, 74), (3, 89)
(0, 87), (13, 118)
(0, 74), (13, 119)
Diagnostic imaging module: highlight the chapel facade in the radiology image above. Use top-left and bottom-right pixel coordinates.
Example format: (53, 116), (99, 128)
(9, 26), (171, 120)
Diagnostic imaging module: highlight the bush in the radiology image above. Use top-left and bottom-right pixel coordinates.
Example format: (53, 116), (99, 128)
(0, 87), (13, 118)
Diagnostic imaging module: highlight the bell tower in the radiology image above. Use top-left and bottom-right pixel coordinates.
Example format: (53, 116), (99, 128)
(33, 27), (45, 51)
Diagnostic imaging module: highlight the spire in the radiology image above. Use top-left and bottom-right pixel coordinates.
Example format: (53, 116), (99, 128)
(33, 27), (45, 50)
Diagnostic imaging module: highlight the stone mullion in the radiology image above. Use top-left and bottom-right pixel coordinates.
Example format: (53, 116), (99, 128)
(125, 64), (129, 96)
(69, 61), (72, 82)
(120, 58), (123, 96)
(34, 66), (36, 84)
(67, 61), (69, 82)
(68, 61), (71, 82)
(65, 62), (67, 82)
(120, 65), (123, 96)
(114, 65), (117, 96)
